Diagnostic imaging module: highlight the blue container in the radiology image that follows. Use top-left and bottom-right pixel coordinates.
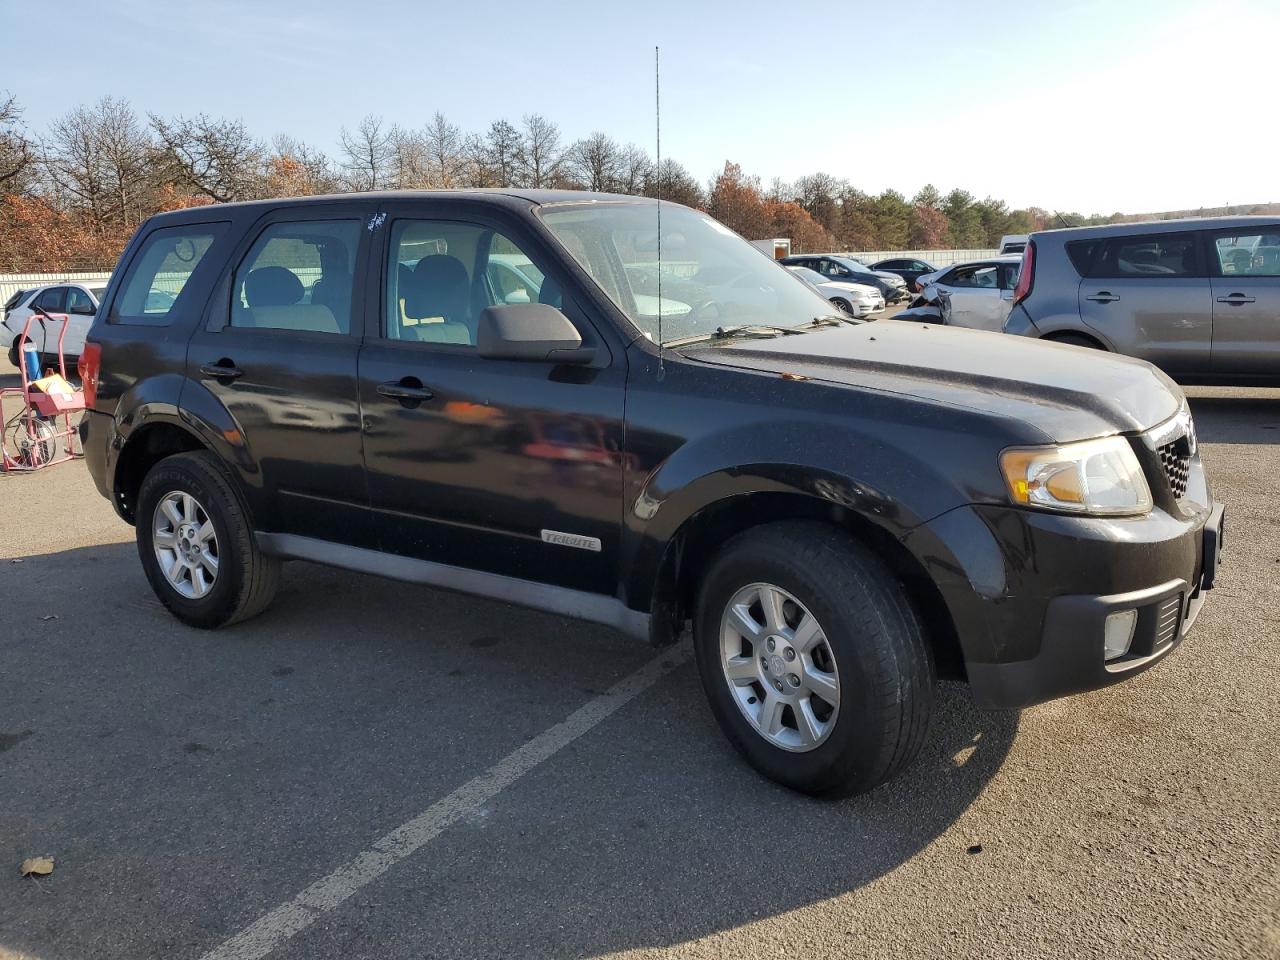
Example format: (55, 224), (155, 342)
(21, 342), (41, 381)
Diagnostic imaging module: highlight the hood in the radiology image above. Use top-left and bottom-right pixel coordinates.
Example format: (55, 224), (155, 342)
(872, 271), (905, 284)
(826, 280), (881, 296)
(681, 322), (1180, 443)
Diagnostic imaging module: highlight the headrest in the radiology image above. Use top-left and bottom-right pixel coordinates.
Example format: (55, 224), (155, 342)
(245, 266), (304, 307)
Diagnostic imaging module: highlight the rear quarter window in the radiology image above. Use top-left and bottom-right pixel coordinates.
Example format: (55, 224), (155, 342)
(1065, 241), (1097, 276)
(112, 223), (227, 326)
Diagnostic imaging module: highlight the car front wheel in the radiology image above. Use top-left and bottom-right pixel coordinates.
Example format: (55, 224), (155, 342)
(694, 521), (935, 797)
(830, 297), (852, 315)
(136, 451), (279, 629)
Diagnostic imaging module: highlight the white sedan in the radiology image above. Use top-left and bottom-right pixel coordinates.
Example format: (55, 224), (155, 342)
(914, 255), (1023, 332)
(785, 266), (885, 318)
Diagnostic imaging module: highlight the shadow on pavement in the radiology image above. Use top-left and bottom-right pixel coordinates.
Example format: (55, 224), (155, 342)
(0, 539), (1017, 959)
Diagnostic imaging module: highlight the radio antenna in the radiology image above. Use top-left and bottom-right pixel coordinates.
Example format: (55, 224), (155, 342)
(655, 44), (664, 378)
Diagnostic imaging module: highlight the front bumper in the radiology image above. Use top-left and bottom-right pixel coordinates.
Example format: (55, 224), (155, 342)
(904, 495), (1224, 710)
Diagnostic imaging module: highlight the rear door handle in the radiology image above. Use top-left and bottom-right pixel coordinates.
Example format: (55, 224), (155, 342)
(199, 360), (243, 379)
(1215, 293), (1256, 305)
(1086, 292), (1120, 303)
(377, 379), (434, 402)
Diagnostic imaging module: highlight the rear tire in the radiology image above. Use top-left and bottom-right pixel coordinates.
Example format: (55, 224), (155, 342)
(136, 451), (279, 629)
(693, 521), (935, 797)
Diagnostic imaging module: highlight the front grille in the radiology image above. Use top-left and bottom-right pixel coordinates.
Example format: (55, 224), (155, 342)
(1158, 438), (1191, 499)
(1154, 593), (1182, 648)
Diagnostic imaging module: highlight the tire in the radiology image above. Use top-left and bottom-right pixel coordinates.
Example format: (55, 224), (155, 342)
(694, 521), (934, 797)
(1046, 332), (1103, 350)
(136, 451), (280, 629)
(830, 297), (852, 315)
(7, 338), (19, 370)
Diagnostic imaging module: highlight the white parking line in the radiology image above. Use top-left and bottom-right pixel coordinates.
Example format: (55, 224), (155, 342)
(200, 645), (691, 960)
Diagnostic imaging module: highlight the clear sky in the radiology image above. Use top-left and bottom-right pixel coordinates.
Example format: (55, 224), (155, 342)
(5, 0), (1276, 214)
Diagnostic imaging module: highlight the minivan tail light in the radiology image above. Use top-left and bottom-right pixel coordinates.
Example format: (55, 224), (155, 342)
(78, 342), (102, 409)
(1012, 240), (1035, 306)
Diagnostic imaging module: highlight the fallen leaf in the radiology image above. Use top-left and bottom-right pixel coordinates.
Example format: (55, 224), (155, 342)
(21, 857), (54, 876)
(39, 615), (57, 622)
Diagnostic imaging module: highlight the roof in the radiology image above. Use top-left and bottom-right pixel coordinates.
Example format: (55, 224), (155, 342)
(1033, 214), (1280, 241)
(148, 188), (653, 220)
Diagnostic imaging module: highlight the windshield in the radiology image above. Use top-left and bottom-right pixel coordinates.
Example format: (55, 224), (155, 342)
(836, 257), (876, 275)
(787, 266), (827, 285)
(539, 202), (840, 344)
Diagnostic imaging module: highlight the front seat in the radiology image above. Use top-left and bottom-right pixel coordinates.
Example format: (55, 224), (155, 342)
(401, 255), (473, 344)
(242, 266), (339, 333)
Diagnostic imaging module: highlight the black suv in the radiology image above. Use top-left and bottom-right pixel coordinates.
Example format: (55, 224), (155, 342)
(80, 191), (1225, 797)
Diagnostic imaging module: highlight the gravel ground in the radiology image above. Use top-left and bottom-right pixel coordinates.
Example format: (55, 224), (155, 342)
(0, 360), (1276, 960)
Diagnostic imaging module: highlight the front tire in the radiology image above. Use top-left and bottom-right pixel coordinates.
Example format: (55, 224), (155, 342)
(694, 522), (934, 797)
(830, 297), (852, 315)
(136, 451), (280, 629)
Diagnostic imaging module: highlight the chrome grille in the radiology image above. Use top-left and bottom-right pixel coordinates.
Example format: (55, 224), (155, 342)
(1154, 593), (1182, 648)
(1158, 439), (1191, 499)
(1146, 408), (1196, 501)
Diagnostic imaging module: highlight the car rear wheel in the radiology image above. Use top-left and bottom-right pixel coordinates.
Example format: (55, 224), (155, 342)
(694, 521), (935, 797)
(136, 451), (279, 629)
(830, 297), (852, 315)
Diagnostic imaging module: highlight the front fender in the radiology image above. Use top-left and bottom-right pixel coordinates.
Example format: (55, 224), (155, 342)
(620, 418), (973, 612)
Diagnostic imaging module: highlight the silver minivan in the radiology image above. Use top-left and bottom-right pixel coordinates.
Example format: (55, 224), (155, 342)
(1004, 216), (1280, 384)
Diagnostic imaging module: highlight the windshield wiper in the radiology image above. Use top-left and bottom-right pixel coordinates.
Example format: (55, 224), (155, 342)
(664, 324), (805, 347)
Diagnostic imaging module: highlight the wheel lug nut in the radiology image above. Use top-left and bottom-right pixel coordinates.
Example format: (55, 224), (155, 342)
(783, 648), (796, 661)
(766, 638), (775, 652)
(773, 680), (783, 692)
(787, 674), (800, 687)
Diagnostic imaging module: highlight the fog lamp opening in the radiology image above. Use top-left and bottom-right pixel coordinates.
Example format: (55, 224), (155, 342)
(1104, 609), (1138, 661)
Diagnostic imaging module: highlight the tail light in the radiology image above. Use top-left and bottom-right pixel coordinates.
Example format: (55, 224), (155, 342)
(78, 342), (102, 409)
(1012, 240), (1035, 306)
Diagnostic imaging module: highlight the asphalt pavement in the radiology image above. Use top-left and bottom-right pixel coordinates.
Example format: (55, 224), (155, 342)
(1, 362), (1277, 960)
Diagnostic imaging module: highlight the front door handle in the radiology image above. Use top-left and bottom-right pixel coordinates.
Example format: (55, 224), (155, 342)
(1086, 292), (1120, 303)
(200, 359), (243, 380)
(377, 378), (434, 403)
(1215, 293), (1256, 305)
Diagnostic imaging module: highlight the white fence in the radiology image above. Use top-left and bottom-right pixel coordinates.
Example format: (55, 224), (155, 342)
(842, 249), (1001, 267)
(1, 271), (113, 303)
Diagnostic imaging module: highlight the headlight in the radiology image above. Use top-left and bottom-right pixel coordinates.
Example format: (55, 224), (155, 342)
(999, 436), (1151, 516)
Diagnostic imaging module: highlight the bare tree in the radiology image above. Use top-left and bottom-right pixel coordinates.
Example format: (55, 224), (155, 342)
(422, 112), (466, 188)
(565, 132), (623, 192)
(266, 135), (339, 196)
(614, 143), (653, 196)
(390, 126), (429, 188)
(0, 93), (34, 191)
(481, 119), (521, 188)
(516, 113), (561, 188)
(643, 157), (704, 208)
(42, 97), (153, 235)
(338, 114), (394, 191)
(150, 113), (265, 202)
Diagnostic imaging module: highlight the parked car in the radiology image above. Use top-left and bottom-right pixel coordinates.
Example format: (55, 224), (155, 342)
(4, 281), (107, 368)
(1004, 216), (1280, 384)
(785, 265), (884, 317)
(999, 234), (1029, 255)
(79, 191), (1223, 797)
(869, 257), (938, 291)
(780, 254), (908, 302)
(913, 255), (1023, 331)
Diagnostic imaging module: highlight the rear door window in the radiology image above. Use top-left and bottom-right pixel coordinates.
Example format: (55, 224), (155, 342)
(114, 225), (225, 325)
(35, 287), (67, 312)
(1092, 233), (1200, 278)
(1211, 229), (1280, 277)
(231, 220), (361, 334)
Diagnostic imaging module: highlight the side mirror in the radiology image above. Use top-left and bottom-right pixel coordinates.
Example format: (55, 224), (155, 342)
(476, 303), (592, 363)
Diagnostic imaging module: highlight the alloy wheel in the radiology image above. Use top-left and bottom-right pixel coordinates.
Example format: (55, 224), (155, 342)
(152, 491), (219, 599)
(719, 582), (840, 752)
